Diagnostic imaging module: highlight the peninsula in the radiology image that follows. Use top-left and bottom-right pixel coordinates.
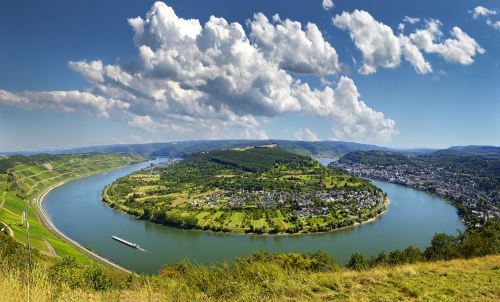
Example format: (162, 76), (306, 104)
(103, 147), (388, 234)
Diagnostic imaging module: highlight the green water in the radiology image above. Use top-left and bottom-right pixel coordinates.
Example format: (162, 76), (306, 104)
(43, 160), (464, 274)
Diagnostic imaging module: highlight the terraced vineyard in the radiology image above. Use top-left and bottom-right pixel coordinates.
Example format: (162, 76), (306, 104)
(0, 152), (145, 262)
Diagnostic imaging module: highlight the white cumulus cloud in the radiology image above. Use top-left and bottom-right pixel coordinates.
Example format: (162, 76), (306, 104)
(293, 76), (398, 142)
(409, 20), (485, 65)
(322, 0), (334, 11)
(486, 19), (500, 30)
(243, 129), (269, 140)
(470, 6), (500, 31)
(403, 16), (420, 24)
(293, 128), (318, 141)
(333, 10), (483, 74)
(0, 2), (398, 143)
(470, 6), (497, 19)
(333, 10), (430, 74)
(248, 12), (344, 76)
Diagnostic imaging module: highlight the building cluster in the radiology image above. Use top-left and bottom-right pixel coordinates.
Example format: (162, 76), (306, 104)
(188, 189), (383, 218)
(141, 159), (178, 175)
(334, 161), (499, 221)
(311, 154), (340, 161)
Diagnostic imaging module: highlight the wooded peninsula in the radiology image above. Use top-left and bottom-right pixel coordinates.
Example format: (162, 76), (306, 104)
(103, 147), (387, 234)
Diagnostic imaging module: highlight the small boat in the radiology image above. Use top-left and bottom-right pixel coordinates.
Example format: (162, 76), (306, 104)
(111, 235), (139, 248)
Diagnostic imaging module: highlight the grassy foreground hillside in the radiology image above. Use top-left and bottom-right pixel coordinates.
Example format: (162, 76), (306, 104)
(3, 220), (500, 301)
(2, 232), (499, 302)
(0, 152), (145, 263)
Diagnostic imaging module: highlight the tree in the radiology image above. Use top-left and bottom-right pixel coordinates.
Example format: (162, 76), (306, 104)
(346, 252), (368, 271)
(424, 233), (460, 261)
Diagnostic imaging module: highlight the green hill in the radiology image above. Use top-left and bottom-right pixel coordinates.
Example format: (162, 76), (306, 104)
(105, 148), (383, 234)
(0, 152), (145, 263)
(339, 150), (414, 166)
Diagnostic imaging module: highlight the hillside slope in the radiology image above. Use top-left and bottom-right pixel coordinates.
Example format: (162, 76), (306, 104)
(0, 152), (145, 262)
(1, 247), (499, 301)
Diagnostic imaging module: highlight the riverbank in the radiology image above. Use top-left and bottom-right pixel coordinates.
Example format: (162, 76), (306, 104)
(355, 197), (391, 225)
(103, 184), (392, 237)
(33, 171), (139, 273)
(31, 160), (153, 273)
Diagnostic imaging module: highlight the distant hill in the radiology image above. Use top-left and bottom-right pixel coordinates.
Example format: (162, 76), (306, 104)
(339, 147), (500, 178)
(339, 150), (414, 166)
(447, 145), (500, 158)
(0, 140), (392, 158)
(420, 149), (500, 177)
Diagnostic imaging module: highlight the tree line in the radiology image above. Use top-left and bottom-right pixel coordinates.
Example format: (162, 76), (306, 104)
(346, 220), (500, 270)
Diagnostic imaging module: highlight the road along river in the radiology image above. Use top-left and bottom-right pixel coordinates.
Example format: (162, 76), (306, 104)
(42, 159), (464, 274)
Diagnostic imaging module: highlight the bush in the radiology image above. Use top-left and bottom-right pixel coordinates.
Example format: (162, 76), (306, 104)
(346, 252), (369, 271)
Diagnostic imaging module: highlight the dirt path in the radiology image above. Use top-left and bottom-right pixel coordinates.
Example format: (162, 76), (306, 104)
(42, 238), (60, 258)
(0, 191), (6, 210)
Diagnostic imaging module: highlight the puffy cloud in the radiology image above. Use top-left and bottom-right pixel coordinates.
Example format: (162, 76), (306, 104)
(403, 16), (420, 24)
(399, 35), (433, 74)
(130, 134), (153, 144)
(248, 12), (343, 75)
(255, 129), (269, 140)
(320, 77), (335, 86)
(304, 128), (318, 141)
(469, 6), (500, 31)
(294, 128), (318, 141)
(333, 10), (483, 74)
(470, 6), (497, 19)
(333, 10), (407, 74)
(0, 90), (127, 118)
(293, 76), (397, 142)
(486, 19), (500, 30)
(322, 0), (334, 11)
(292, 129), (302, 140)
(0, 2), (397, 143)
(409, 20), (485, 65)
(243, 129), (268, 140)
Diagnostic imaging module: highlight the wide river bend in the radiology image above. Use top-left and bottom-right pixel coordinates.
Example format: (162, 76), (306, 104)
(43, 159), (464, 274)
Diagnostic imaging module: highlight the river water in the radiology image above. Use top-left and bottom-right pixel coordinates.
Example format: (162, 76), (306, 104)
(42, 159), (464, 274)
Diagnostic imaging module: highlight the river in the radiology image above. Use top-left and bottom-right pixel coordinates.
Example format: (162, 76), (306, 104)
(42, 159), (464, 274)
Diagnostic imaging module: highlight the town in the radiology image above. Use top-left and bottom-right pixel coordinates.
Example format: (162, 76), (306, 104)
(332, 160), (500, 226)
(188, 189), (385, 219)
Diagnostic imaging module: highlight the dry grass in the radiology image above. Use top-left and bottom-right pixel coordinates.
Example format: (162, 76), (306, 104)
(1, 255), (499, 301)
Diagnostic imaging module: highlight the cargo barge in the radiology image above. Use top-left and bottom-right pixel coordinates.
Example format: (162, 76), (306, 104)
(111, 235), (139, 248)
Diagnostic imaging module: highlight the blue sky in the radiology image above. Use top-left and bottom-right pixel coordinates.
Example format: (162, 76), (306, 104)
(1, 0), (499, 151)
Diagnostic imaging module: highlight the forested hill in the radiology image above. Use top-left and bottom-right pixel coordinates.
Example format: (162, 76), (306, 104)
(176, 148), (313, 174)
(448, 145), (500, 157)
(339, 148), (500, 176)
(1, 139), (391, 158)
(339, 150), (414, 166)
(418, 149), (500, 177)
